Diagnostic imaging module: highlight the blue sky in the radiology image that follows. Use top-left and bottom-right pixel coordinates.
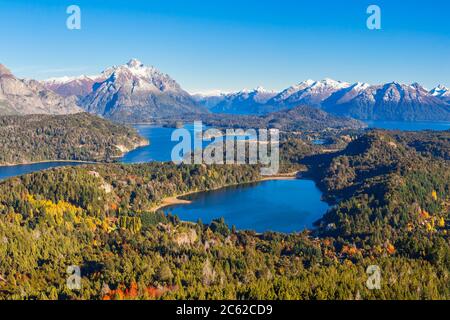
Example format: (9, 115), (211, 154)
(0, 0), (449, 92)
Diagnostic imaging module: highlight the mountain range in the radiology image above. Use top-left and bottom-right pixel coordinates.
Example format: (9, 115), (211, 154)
(196, 79), (450, 121)
(0, 64), (82, 116)
(1, 59), (449, 122)
(430, 84), (450, 103)
(193, 87), (277, 114)
(322, 82), (450, 121)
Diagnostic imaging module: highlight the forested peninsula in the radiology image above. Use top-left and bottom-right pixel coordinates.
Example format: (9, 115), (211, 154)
(0, 113), (148, 165)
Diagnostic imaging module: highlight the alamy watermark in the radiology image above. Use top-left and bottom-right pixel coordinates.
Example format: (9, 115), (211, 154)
(65, 5), (381, 31)
(366, 265), (381, 290)
(66, 5), (81, 30)
(367, 5), (381, 30)
(171, 122), (279, 176)
(66, 265), (81, 290)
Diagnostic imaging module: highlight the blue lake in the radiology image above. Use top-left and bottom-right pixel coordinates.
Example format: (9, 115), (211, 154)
(0, 162), (88, 181)
(121, 124), (257, 164)
(164, 179), (329, 233)
(122, 125), (180, 163)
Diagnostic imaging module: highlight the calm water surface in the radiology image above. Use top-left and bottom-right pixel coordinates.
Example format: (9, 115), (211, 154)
(0, 162), (87, 180)
(122, 125), (181, 163)
(164, 179), (329, 233)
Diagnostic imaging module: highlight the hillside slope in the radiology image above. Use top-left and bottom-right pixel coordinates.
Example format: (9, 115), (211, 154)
(0, 113), (147, 165)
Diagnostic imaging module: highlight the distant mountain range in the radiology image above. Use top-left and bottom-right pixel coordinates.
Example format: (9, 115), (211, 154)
(193, 87), (277, 114)
(430, 84), (450, 103)
(196, 79), (450, 121)
(0, 64), (82, 116)
(322, 82), (450, 121)
(1, 59), (449, 122)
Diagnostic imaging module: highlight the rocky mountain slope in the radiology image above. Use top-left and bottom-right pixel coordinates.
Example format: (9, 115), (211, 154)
(42, 75), (104, 99)
(0, 64), (82, 116)
(430, 84), (450, 103)
(267, 79), (351, 110)
(76, 59), (206, 122)
(194, 87), (276, 114)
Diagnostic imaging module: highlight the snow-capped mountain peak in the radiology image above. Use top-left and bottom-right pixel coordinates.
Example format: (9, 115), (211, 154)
(79, 59), (204, 121)
(43, 74), (100, 84)
(269, 78), (352, 107)
(112, 59), (155, 77)
(40, 58), (194, 104)
(239, 86), (275, 94)
(289, 78), (350, 93)
(191, 89), (230, 97)
(254, 86), (274, 93)
(430, 84), (449, 96)
(193, 86), (274, 98)
(289, 79), (316, 91)
(430, 84), (450, 103)
(318, 78), (351, 89)
(352, 82), (371, 91)
(120, 58), (157, 77)
(410, 82), (426, 89)
(126, 58), (144, 69)
(100, 59), (181, 93)
(299, 79), (316, 87)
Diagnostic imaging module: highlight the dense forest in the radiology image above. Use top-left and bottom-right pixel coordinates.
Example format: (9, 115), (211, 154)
(0, 113), (147, 165)
(149, 105), (366, 132)
(0, 130), (449, 300)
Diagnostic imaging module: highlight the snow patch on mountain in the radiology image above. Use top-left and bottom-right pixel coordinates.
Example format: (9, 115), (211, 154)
(430, 85), (450, 102)
(43, 75), (101, 84)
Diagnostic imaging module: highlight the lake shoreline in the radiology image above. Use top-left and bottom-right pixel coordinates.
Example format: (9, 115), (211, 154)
(151, 171), (300, 212)
(0, 159), (100, 168)
(0, 139), (150, 168)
